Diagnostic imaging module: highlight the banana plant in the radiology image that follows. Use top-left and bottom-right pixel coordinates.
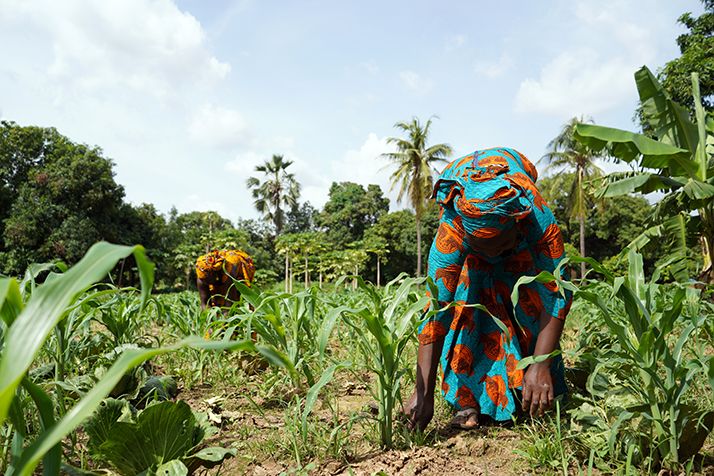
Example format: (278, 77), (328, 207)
(574, 67), (714, 282)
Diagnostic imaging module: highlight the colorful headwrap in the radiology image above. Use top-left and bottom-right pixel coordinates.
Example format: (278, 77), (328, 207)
(195, 250), (255, 289)
(432, 148), (535, 239)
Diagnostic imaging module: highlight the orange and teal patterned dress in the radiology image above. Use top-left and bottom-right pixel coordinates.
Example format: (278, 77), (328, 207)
(419, 147), (572, 421)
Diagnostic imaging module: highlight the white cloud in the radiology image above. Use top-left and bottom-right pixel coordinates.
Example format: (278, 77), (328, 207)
(399, 70), (433, 95)
(327, 133), (405, 210)
(360, 60), (380, 75)
(514, 1), (657, 118)
(225, 151), (264, 177)
(189, 104), (251, 148)
(474, 53), (514, 79)
(514, 49), (635, 116)
(445, 34), (467, 52)
(1, 0), (230, 100)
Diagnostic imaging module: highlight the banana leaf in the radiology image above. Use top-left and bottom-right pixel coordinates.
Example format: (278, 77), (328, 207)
(635, 66), (698, 154)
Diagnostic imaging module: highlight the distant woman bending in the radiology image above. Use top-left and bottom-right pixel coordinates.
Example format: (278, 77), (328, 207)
(195, 249), (256, 310)
(405, 147), (572, 430)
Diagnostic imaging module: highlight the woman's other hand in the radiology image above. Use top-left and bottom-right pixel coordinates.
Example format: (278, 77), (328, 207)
(521, 361), (554, 417)
(403, 388), (434, 431)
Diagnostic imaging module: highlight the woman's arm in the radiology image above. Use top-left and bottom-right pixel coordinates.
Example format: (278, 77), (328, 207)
(197, 277), (210, 310)
(407, 206), (470, 429)
(521, 205), (572, 416)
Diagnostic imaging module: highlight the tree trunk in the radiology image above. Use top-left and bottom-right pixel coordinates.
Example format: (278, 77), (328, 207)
(577, 166), (587, 280)
(319, 271), (323, 288)
(284, 254), (289, 292)
(416, 217), (422, 277)
(579, 213), (586, 280)
(289, 258), (293, 293)
(700, 227), (713, 283)
(304, 256), (308, 289)
(377, 257), (381, 287)
(353, 265), (358, 290)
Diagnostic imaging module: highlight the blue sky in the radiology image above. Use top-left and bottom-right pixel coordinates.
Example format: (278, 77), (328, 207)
(0, 0), (704, 222)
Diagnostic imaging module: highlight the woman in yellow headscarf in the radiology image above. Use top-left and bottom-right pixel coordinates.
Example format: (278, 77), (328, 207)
(195, 249), (255, 310)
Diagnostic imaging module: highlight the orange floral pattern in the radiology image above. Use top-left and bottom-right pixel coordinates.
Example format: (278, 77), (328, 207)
(455, 385), (478, 409)
(518, 285), (544, 319)
(435, 221), (465, 254)
(418, 321), (448, 345)
(537, 224), (565, 259)
(506, 354), (523, 388)
(450, 344), (475, 376)
(450, 302), (476, 332)
(480, 331), (506, 361)
(481, 374), (509, 409)
(435, 264), (462, 293)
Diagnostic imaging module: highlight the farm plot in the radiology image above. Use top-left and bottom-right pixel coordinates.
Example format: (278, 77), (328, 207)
(0, 244), (713, 475)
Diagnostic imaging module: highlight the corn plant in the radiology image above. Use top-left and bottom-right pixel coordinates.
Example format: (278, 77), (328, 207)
(572, 249), (713, 469)
(0, 242), (286, 476)
(223, 281), (327, 390)
(328, 274), (435, 448)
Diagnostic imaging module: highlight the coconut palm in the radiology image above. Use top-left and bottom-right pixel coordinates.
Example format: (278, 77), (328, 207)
(246, 154), (301, 235)
(541, 116), (604, 279)
(382, 117), (452, 276)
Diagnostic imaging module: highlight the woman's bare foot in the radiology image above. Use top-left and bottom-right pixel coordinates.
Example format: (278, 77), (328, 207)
(450, 407), (479, 430)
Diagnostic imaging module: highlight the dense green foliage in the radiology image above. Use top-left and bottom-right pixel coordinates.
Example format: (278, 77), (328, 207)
(660, 0), (713, 112)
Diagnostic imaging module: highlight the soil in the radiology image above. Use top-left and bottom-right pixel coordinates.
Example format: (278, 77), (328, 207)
(178, 375), (533, 476)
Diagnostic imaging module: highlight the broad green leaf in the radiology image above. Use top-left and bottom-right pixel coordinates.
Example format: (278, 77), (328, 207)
(187, 447), (236, 463)
(98, 401), (198, 475)
(596, 173), (685, 198)
(153, 459), (188, 476)
(635, 66), (698, 155)
(85, 398), (131, 454)
(574, 124), (690, 165)
(0, 242), (155, 428)
(681, 178), (714, 200)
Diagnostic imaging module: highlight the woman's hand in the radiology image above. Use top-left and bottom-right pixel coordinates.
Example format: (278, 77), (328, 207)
(404, 388), (434, 431)
(403, 340), (442, 430)
(521, 361), (554, 417)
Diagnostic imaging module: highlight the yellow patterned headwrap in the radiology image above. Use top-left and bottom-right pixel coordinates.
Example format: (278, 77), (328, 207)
(195, 250), (255, 287)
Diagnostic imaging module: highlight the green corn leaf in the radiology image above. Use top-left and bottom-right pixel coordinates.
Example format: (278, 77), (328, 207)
(19, 262), (65, 297)
(301, 361), (350, 435)
(515, 350), (562, 371)
(20, 378), (60, 476)
(384, 277), (422, 325)
(0, 242), (155, 429)
(0, 278), (23, 327)
(608, 410), (635, 456)
(395, 297), (429, 338)
(317, 306), (351, 357)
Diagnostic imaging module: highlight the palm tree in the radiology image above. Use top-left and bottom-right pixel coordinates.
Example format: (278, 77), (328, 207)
(382, 117), (452, 276)
(541, 116), (604, 279)
(246, 155), (300, 235)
